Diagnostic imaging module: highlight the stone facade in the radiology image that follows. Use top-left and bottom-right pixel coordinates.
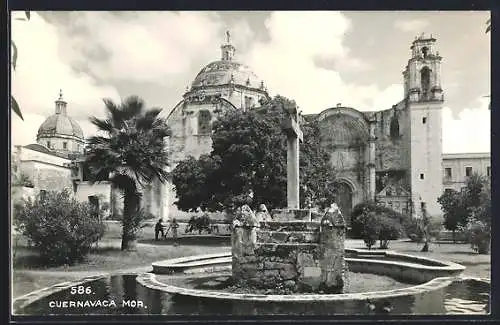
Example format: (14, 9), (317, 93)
(232, 208), (347, 293)
(159, 34), (455, 222)
(160, 35), (270, 220)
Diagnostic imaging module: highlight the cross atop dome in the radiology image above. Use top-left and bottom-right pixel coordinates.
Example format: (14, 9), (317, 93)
(58, 89), (63, 100)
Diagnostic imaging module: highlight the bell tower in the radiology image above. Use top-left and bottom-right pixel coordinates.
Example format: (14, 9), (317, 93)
(403, 33), (444, 102)
(404, 34), (444, 219)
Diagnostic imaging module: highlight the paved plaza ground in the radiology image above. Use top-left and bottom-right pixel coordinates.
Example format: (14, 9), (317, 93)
(12, 221), (490, 299)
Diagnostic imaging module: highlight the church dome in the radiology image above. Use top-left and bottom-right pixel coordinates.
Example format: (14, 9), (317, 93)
(190, 31), (264, 90)
(37, 114), (84, 139)
(191, 60), (261, 89)
(36, 90), (84, 141)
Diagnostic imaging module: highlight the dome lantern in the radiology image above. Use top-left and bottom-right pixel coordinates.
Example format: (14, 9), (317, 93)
(55, 89), (68, 115)
(220, 30), (236, 61)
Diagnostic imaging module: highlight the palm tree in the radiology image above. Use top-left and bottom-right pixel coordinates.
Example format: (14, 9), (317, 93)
(11, 11), (31, 120)
(485, 18), (491, 110)
(84, 96), (171, 250)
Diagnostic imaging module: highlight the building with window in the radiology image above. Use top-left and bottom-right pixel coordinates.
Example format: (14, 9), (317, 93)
(442, 152), (491, 192)
(13, 92), (119, 219)
(12, 33), (490, 224)
(162, 33), (448, 220)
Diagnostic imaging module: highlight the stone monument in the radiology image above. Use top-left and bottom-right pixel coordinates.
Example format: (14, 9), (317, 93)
(231, 102), (347, 293)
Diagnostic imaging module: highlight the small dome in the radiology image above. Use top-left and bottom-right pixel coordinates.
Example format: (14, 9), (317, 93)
(37, 114), (84, 140)
(191, 60), (261, 89)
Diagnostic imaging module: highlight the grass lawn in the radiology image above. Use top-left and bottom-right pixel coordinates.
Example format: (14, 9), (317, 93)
(12, 222), (490, 299)
(12, 221), (230, 298)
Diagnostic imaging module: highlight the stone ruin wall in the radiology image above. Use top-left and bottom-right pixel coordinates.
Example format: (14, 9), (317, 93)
(232, 209), (347, 293)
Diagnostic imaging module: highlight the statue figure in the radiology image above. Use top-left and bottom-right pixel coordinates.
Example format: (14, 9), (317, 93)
(321, 203), (345, 228)
(240, 204), (259, 227)
(255, 204), (272, 223)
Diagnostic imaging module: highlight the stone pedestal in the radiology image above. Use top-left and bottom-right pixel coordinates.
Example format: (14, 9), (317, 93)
(231, 208), (347, 293)
(319, 208), (347, 293)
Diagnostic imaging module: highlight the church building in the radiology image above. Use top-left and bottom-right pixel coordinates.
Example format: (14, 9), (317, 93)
(12, 33), (489, 224)
(163, 33), (445, 220)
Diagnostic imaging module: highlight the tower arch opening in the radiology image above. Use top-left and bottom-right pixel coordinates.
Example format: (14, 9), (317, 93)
(420, 66), (432, 99)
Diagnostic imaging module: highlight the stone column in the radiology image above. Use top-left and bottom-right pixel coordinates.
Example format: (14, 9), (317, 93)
(319, 206), (346, 293)
(367, 116), (377, 201)
(287, 135), (300, 209)
(283, 110), (303, 210)
(159, 181), (169, 221)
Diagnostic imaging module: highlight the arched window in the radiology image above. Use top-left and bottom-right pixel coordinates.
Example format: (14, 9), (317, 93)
(198, 110), (212, 135)
(390, 114), (400, 139)
(420, 67), (431, 99)
(421, 46), (429, 58)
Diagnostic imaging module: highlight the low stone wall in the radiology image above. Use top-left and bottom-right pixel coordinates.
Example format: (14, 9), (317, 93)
(151, 249), (465, 283)
(232, 208), (346, 292)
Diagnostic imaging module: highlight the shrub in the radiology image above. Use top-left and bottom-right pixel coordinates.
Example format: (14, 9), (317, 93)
(378, 215), (403, 249)
(359, 211), (379, 250)
(351, 201), (406, 249)
(185, 214), (211, 234)
(13, 189), (105, 265)
(464, 218), (490, 254)
(403, 219), (424, 242)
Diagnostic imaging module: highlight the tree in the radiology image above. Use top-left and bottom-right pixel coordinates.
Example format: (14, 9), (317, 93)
(351, 201), (406, 249)
(11, 11), (31, 120)
(437, 172), (490, 253)
(437, 189), (468, 242)
(465, 176), (491, 254)
(171, 95), (337, 214)
(13, 189), (105, 265)
(84, 96), (171, 251)
(171, 154), (221, 212)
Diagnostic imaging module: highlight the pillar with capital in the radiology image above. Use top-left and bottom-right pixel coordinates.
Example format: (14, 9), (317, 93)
(282, 103), (303, 209)
(367, 115), (377, 201)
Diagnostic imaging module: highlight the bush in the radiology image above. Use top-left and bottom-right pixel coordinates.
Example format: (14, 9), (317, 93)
(378, 215), (402, 249)
(352, 202), (404, 249)
(359, 211), (379, 249)
(464, 218), (490, 254)
(13, 189), (105, 265)
(351, 201), (409, 239)
(351, 201), (406, 249)
(403, 219), (424, 242)
(185, 214), (211, 234)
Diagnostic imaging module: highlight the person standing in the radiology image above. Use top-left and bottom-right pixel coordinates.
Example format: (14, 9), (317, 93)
(170, 218), (179, 246)
(155, 218), (165, 241)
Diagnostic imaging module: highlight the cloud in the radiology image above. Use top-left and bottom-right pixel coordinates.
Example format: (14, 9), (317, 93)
(394, 19), (430, 33)
(10, 11), (489, 156)
(442, 97), (490, 153)
(372, 84), (404, 110)
(11, 11), (122, 145)
(243, 11), (376, 113)
(56, 11), (224, 84)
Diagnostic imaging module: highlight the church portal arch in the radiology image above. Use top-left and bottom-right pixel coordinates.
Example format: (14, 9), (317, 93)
(333, 177), (356, 225)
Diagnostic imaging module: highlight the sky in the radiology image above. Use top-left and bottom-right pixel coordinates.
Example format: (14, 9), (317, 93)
(11, 11), (490, 154)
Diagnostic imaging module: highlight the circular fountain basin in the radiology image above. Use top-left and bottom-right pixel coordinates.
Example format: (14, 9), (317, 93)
(151, 248), (466, 283)
(138, 248), (472, 314)
(12, 250), (488, 316)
